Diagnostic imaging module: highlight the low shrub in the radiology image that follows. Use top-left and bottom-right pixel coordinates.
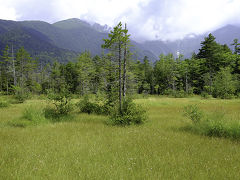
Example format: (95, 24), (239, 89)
(0, 100), (9, 108)
(183, 104), (203, 124)
(236, 93), (240, 99)
(77, 96), (110, 115)
(183, 106), (240, 139)
(200, 91), (211, 99)
(173, 90), (187, 98)
(14, 93), (28, 103)
(47, 90), (73, 116)
(109, 98), (147, 126)
(10, 106), (47, 127)
(44, 106), (74, 122)
(12, 85), (29, 103)
(23, 106), (47, 124)
(164, 89), (189, 98)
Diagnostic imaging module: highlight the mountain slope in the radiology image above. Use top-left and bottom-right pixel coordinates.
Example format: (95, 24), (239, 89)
(20, 18), (157, 61)
(0, 18), (238, 62)
(213, 25), (240, 46)
(0, 20), (78, 63)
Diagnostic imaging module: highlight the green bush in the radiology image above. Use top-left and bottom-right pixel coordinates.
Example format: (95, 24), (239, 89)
(10, 106), (47, 127)
(14, 93), (29, 103)
(173, 90), (187, 98)
(47, 90), (73, 116)
(109, 98), (147, 126)
(183, 108), (240, 139)
(236, 93), (240, 99)
(165, 89), (188, 98)
(212, 67), (237, 99)
(200, 91), (211, 99)
(43, 106), (74, 122)
(23, 106), (47, 124)
(12, 85), (29, 103)
(204, 119), (225, 137)
(77, 96), (110, 115)
(183, 104), (203, 124)
(0, 100), (9, 108)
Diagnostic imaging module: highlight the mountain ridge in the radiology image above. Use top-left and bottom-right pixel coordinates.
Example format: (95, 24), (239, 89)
(0, 18), (239, 62)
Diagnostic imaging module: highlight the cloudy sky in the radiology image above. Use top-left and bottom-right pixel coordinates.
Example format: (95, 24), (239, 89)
(0, 0), (240, 41)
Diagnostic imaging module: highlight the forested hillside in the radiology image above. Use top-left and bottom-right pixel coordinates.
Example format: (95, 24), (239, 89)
(0, 19), (156, 63)
(0, 20), (78, 64)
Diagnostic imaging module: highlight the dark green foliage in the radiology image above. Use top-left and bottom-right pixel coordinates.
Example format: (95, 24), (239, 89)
(43, 107), (74, 122)
(200, 91), (211, 99)
(12, 85), (29, 103)
(47, 90), (73, 116)
(77, 96), (110, 115)
(197, 34), (223, 73)
(135, 56), (154, 94)
(0, 100), (9, 108)
(172, 90), (188, 98)
(231, 39), (240, 55)
(212, 67), (237, 99)
(109, 98), (147, 126)
(62, 62), (79, 94)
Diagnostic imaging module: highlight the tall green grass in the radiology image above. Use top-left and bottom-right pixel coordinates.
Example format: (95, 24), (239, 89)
(10, 106), (48, 127)
(0, 96), (240, 179)
(183, 104), (240, 139)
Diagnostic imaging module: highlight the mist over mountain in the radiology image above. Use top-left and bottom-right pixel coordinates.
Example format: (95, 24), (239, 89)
(142, 24), (240, 58)
(0, 18), (239, 63)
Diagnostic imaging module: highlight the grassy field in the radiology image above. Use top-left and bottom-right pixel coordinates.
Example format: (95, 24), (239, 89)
(1, 96), (240, 179)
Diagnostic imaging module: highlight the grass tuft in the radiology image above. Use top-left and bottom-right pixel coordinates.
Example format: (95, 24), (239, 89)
(183, 107), (240, 140)
(0, 100), (9, 108)
(10, 106), (48, 127)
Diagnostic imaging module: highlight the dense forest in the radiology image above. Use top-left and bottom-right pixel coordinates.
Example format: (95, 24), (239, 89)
(1, 29), (240, 100)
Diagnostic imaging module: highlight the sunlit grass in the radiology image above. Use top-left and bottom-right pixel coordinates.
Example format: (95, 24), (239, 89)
(0, 96), (240, 179)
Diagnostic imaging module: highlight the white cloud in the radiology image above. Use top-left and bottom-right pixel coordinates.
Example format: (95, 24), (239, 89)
(0, 0), (239, 41)
(129, 0), (240, 41)
(0, 0), (19, 20)
(54, 0), (151, 26)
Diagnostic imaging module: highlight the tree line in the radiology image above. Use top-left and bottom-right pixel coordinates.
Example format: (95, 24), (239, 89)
(0, 31), (240, 99)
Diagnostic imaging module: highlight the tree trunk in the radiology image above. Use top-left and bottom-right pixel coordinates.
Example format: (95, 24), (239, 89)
(122, 23), (127, 99)
(209, 70), (213, 95)
(12, 45), (16, 86)
(118, 43), (122, 113)
(185, 73), (188, 93)
(0, 74), (2, 92)
(6, 77), (9, 95)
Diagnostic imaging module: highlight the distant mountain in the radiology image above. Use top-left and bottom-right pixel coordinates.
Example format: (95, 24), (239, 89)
(213, 25), (240, 46)
(0, 18), (239, 63)
(19, 19), (106, 57)
(0, 20), (78, 64)
(0, 18), (156, 63)
(142, 24), (240, 59)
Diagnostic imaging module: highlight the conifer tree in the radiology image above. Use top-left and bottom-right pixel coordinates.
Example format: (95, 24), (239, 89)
(102, 22), (130, 113)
